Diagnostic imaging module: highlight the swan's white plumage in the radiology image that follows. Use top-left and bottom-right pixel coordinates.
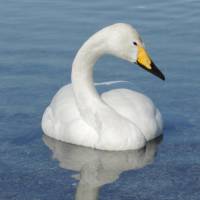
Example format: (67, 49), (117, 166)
(42, 85), (163, 150)
(42, 23), (163, 151)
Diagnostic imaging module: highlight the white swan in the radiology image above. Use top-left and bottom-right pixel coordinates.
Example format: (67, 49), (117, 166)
(42, 23), (165, 151)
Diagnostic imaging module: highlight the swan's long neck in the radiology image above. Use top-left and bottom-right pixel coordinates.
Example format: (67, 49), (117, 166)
(71, 31), (108, 128)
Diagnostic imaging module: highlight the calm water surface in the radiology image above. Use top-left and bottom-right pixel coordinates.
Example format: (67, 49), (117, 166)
(0, 0), (200, 199)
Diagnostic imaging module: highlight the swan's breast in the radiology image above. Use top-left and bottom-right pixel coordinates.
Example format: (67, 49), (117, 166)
(50, 84), (80, 123)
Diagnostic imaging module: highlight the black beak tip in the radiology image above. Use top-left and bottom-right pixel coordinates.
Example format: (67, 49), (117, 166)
(151, 61), (165, 81)
(137, 61), (165, 81)
(159, 72), (165, 81)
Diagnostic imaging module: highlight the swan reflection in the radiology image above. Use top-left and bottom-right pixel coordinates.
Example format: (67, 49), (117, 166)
(43, 135), (162, 200)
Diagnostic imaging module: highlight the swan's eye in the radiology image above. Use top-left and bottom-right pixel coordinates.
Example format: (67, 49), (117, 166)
(133, 42), (137, 46)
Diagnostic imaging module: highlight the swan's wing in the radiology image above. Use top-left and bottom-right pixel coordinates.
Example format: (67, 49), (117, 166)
(101, 89), (163, 140)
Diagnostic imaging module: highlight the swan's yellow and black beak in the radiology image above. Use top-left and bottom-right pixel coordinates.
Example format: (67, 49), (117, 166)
(136, 46), (165, 80)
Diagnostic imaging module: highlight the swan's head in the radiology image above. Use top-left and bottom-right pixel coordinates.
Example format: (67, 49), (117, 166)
(105, 23), (165, 80)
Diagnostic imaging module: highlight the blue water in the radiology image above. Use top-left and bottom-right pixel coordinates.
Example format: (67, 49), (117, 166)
(0, 0), (200, 199)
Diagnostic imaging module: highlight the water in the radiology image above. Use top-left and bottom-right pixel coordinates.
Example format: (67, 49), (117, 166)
(0, 0), (200, 199)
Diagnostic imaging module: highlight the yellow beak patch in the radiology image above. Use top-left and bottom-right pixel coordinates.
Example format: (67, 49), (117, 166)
(137, 46), (152, 70)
